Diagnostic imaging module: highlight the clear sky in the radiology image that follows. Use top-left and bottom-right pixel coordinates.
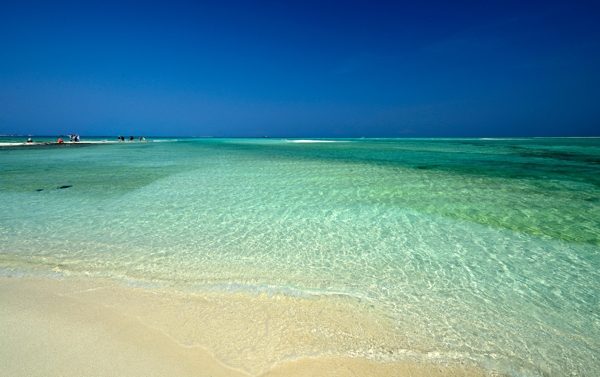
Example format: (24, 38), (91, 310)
(1, 0), (598, 137)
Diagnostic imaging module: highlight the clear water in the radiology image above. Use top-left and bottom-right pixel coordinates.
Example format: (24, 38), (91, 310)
(1, 137), (599, 376)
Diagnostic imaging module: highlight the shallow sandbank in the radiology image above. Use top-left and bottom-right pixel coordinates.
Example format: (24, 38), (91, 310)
(0, 141), (118, 147)
(0, 277), (486, 376)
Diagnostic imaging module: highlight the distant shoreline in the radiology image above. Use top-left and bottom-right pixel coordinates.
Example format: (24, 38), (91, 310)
(0, 141), (119, 147)
(2, 135), (599, 148)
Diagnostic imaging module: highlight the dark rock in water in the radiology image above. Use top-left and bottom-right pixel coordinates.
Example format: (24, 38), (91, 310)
(36, 189), (44, 192)
(417, 165), (440, 170)
(58, 185), (72, 189)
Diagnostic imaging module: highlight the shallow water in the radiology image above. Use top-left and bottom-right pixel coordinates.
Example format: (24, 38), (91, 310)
(1, 137), (599, 375)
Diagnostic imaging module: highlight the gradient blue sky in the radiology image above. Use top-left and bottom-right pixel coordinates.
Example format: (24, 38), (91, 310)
(1, 0), (598, 137)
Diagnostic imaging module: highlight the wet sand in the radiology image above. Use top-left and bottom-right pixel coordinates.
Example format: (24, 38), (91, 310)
(0, 277), (487, 377)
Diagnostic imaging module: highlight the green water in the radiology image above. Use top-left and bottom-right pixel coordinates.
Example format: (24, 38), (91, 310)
(1, 137), (599, 375)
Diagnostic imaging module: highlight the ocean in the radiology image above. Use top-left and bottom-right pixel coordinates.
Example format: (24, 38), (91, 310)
(1, 137), (599, 376)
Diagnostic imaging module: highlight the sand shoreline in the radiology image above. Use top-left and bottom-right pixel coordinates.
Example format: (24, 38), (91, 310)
(0, 276), (488, 376)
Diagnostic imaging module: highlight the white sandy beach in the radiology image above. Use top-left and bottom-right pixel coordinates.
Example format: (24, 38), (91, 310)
(0, 277), (485, 377)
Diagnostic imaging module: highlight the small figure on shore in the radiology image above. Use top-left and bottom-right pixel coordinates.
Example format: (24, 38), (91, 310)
(57, 138), (63, 144)
(118, 135), (122, 141)
(129, 135), (134, 141)
(27, 137), (32, 143)
(139, 136), (146, 141)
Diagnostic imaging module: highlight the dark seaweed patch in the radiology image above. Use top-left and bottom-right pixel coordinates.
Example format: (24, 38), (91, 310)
(58, 185), (72, 189)
(416, 165), (440, 170)
(508, 146), (600, 165)
(35, 188), (43, 192)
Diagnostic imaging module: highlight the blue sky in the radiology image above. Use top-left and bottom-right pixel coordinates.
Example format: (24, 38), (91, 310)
(0, 0), (598, 137)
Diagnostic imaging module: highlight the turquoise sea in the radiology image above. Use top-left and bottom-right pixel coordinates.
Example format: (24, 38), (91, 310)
(1, 137), (599, 376)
